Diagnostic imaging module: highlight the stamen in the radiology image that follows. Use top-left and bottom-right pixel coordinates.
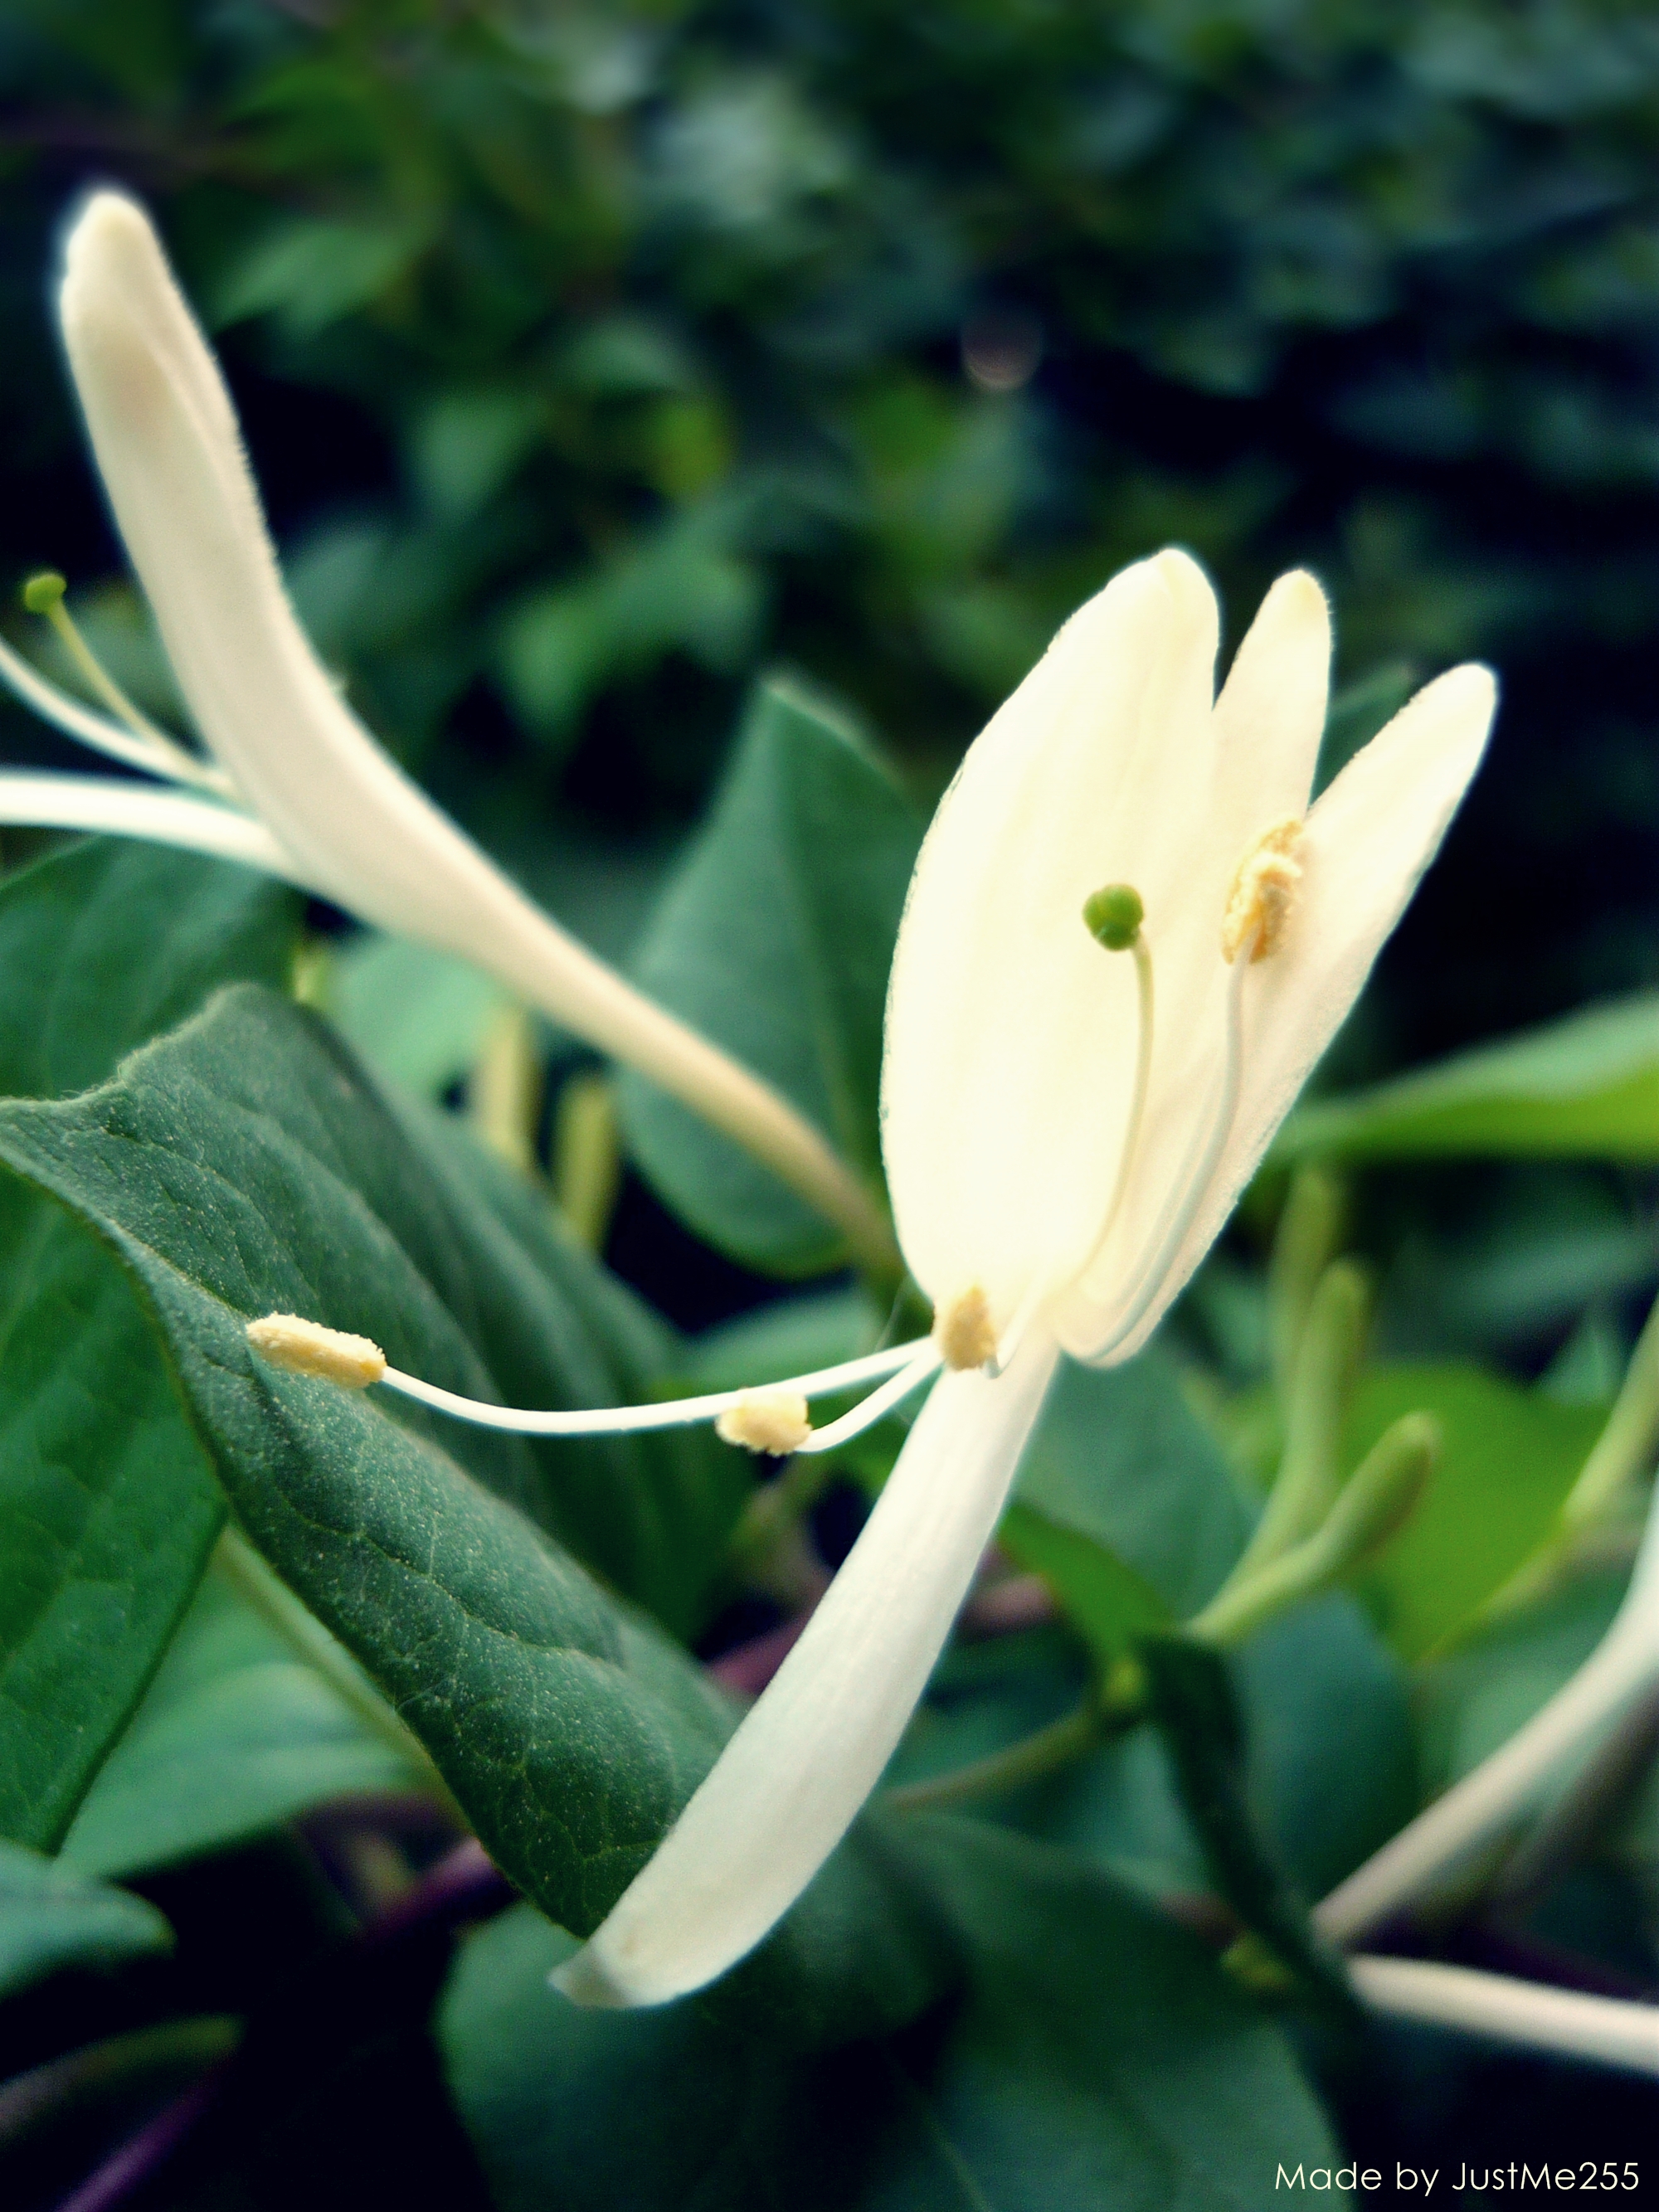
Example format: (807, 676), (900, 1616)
(935, 1287), (998, 1372)
(797, 1344), (942, 1454)
(245, 1315), (932, 1441)
(1221, 818), (1303, 963)
(7, 571), (233, 796)
(246, 1313), (387, 1389)
(715, 1392), (812, 1456)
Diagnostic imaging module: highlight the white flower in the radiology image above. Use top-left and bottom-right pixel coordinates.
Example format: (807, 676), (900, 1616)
(534, 548), (1496, 2005)
(0, 191), (891, 1269)
(242, 548), (1491, 2007)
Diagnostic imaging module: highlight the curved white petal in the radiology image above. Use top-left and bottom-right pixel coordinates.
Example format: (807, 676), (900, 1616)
(0, 770), (304, 882)
(57, 192), (892, 1266)
(882, 550), (1222, 1330)
(1210, 568), (1330, 831)
(553, 1328), (1060, 2008)
(1057, 661), (1497, 1361)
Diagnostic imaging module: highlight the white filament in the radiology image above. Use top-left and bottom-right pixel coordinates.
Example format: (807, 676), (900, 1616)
(377, 1338), (932, 1438)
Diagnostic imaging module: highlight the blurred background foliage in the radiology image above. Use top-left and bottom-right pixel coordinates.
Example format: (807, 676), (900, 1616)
(0, 0), (1655, 1349)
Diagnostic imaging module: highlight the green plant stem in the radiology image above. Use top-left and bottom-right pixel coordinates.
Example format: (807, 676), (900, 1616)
(883, 1688), (1136, 1814)
(213, 1525), (465, 1826)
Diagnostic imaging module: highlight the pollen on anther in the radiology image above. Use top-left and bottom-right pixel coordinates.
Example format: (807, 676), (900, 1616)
(935, 1286), (999, 1372)
(1222, 819), (1304, 964)
(716, 1392), (812, 1456)
(246, 1312), (387, 1389)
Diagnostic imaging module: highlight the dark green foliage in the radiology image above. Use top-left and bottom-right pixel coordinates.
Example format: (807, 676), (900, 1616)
(2, 0), (1657, 1071)
(442, 1821), (1340, 2211)
(0, 840), (300, 1849)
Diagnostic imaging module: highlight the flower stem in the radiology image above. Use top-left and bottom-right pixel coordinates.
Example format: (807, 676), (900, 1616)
(883, 1681), (1139, 1815)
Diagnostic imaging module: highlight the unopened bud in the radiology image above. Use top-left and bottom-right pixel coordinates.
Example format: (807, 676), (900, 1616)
(246, 1312), (387, 1390)
(22, 571), (66, 615)
(1315, 1412), (1440, 1575)
(715, 1391), (812, 1456)
(1082, 882), (1145, 952)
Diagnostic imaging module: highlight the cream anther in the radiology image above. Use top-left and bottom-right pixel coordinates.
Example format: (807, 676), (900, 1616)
(1222, 817), (1304, 963)
(935, 1286), (999, 1372)
(246, 1312), (387, 1389)
(715, 1392), (813, 1456)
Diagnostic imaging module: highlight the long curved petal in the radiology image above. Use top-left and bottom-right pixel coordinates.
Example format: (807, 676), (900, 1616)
(881, 552), (1219, 1330)
(56, 192), (893, 1269)
(553, 1327), (1061, 2007)
(0, 771), (304, 882)
(1058, 660), (1496, 1361)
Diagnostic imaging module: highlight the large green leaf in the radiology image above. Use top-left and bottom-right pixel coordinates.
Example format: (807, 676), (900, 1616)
(1277, 993), (1659, 1164)
(1014, 1350), (1253, 1623)
(0, 986), (948, 2035)
(441, 1820), (1338, 2212)
(1345, 1362), (1603, 1660)
(0, 1837), (171, 2001)
(60, 1563), (418, 1882)
(618, 677), (919, 1274)
(0, 839), (300, 1849)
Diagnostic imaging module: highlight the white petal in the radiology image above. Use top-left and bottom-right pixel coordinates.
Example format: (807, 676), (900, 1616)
(1057, 662), (1496, 1361)
(58, 193), (889, 1264)
(0, 771), (304, 882)
(881, 550), (1221, 1329)
(553, 1327), (1060, 2008)
(1210, 568), (1330, 830)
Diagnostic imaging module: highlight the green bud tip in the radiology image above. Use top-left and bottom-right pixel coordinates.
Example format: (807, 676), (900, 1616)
(21, 571), (66, 615)
(1082, 882), (1144, 951)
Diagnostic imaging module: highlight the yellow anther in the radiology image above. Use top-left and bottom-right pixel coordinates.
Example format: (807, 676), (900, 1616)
(715, 1391), (813, 1456)
(1222, 818), (1304, 964)
(935, 1286), (999, 1372)
(246, 1313), (387, 1390)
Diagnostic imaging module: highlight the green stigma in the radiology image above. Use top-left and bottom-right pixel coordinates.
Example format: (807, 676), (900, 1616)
(21, 571), (66, 615)
(1082, 882), (1144, 951)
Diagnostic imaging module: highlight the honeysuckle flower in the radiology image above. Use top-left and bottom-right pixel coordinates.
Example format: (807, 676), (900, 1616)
(252, 547), (1496, 2007)
(0, 191), (893, 1270)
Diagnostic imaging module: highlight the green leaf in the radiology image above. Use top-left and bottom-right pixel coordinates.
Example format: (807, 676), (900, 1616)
(0, 1838), (171, 2001)
(617, 677), (919, 1274)
(1345, 1363), (1603, 1659)
(999, 1500), (1170, 1663)
(327, 932), (508, 1100)
(60, 1563), (419, 1882)
(1237, 1597), (1416, 1900)
(1015, 1349), (1253, 1619)
(442, 1820), (1338, 2212)
(1137, 1636), (1356, 2022)
(0, 985), (947, 2035)
(1277, 993), (1659, 1164)
(1415, 1573), (1623, 1801)
(0, 839), (301, 1849)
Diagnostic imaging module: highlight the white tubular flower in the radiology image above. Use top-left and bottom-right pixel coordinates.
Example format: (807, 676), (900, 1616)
(1, 191), (893, 1269)
(538, 547), (1496, 2008)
